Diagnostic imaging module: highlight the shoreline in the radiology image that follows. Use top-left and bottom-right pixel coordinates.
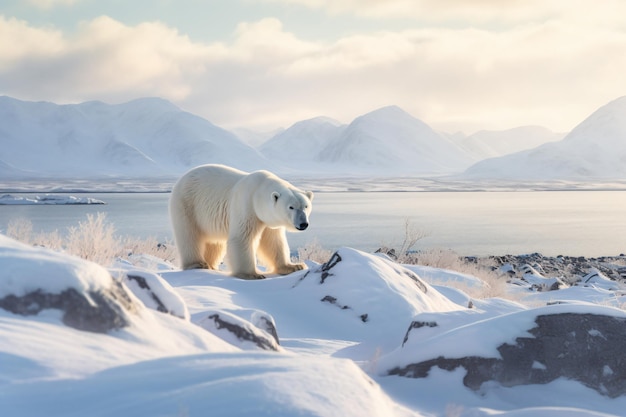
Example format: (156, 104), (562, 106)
(3, 177), (626, 193)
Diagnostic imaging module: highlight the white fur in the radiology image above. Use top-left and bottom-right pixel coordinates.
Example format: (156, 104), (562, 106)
(169, 164), (313, 279)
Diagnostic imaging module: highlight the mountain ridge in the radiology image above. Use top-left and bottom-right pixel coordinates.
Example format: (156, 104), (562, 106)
(464, 95), (626, 180)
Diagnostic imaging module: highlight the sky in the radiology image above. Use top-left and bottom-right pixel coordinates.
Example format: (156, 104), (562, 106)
(1, 0), (626, 134)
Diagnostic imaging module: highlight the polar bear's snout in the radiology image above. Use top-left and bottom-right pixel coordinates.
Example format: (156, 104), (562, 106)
(295, 209), (309, 231)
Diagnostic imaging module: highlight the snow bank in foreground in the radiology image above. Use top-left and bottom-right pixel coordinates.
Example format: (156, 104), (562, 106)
(0, 236), (236, 382)
(2, 353), (418, 417)
(2, 235), (626, 417)
(164, 247), (463, 359)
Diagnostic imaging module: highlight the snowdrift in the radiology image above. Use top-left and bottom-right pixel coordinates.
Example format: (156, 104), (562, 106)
(2, 236), (626, 416)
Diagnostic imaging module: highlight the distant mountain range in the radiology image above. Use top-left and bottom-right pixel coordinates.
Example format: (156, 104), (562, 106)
(464, 96), (626, 180)
(1, 94), (625, 181)
(0, 96), (270, 178)
(260, 106), (475, 175)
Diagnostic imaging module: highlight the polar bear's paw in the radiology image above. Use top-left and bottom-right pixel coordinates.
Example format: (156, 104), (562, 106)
(184, 261), (209, 270)
(275, 262), (307, 275)
(236, 272), (267, 280)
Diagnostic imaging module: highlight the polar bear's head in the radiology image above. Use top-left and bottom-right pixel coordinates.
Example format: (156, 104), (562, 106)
(264, 188), (313, 232)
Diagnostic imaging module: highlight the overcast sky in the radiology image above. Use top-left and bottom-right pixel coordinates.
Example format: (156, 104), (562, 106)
(2, 0), (626, 134)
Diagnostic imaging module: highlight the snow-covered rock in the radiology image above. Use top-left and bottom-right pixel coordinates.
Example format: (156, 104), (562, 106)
(121, 269), (189, 320)
(196, 310), (281, 351)
(380, 304), (626, 398)
(0, 235), (237, 382)
(4, 233), (626, 417)
(165, 247), (464, 360)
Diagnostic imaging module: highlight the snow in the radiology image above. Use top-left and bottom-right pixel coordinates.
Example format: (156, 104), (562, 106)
(464, 96), (626, 180)
(4, 94), (626, 182)
(0, 96), (271, 178)
(454, 125), (564, 160)
(0, 193), (105, 205)
(316, 105), (474, 175)
(0, 234), (113, 297)
(2, 235), (626, 417)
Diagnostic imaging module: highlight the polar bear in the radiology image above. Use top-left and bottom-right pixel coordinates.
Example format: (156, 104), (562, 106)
(169, 164), (313, 279)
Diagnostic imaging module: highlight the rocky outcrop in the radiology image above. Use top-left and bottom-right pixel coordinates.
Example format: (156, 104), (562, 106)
(122, 270), (189, 320)
(196, 310), (281, 351)
(486, 253), (626, 286)
(389, 312), (626, 398)
(0, 280), (136, 333)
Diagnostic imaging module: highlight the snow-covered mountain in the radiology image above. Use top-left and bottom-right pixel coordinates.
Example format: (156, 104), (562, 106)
(0, 96), (270, 177)
(464, 96), (626, 180)
(259, 116), (345, 165)
(262, 106), (475, 175)
(231, 126), (284, 148)
(321, 106), (474, 174)
(455, 126), (564, 160)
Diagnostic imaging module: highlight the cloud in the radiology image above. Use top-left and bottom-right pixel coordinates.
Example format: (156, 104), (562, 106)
(258, 0), (626, 26)
(0, 15), (213, 102)
(1, 11), (626, 133)
(27, 0), (81, 9)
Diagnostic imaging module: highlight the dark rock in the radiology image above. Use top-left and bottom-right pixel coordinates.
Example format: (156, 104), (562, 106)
(403, 270), (428, 293)
(319, 252), (342, 284)
(489, 253), (626, 284)
(321, 295), (350, 310)
(206, 313), (279, 351)
(126, 274), (169, 314)
(0, 280), (136, 333)
(401, 321), (438, 347)
(389, 313), (626, 398)
(252, 314), (280, 345)
(375, 247), (397, 260)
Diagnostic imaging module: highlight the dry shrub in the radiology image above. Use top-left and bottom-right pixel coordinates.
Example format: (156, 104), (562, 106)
(295, 238), (332, 264)
(6, 217), (34, 244)
(4, 214), (175, 267)
(122, 235), (178, 264)
(403, 248), (507, 299)
(66, 213), (121, 265)
(396, 218), (430, 263)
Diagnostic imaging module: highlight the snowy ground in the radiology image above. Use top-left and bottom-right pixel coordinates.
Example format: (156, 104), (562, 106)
(2, 235), (626, 417)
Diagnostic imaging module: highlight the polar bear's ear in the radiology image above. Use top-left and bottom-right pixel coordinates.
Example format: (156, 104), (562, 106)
(306, 190), (314, 201)
(272, 191), (280, 203)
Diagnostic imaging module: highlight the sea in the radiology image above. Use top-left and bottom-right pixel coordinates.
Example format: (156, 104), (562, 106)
(1, 191), (625, 257)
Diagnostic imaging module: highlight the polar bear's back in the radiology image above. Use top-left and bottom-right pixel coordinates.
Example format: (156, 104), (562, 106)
(170, 164), (247, 238)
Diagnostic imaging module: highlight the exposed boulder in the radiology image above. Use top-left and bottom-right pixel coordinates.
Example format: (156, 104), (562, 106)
(0, 282), (135, 333)
(288, 248), (463, 358)
(196, 310), (281, 351)
(122, 270), (189, 320)
(0, 235), (138, 333)
(385, 306), (626, 398)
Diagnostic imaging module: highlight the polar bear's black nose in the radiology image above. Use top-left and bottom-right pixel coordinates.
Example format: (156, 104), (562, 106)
(297, 222), (309, 231)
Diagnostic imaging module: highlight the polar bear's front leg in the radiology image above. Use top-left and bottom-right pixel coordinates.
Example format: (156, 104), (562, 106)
(172, 218), (209, 270)
(258, 227), (306, 275)
(227, 232), (265, 280)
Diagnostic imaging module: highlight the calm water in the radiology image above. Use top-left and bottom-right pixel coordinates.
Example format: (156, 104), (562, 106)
(1, 191), (625, 257)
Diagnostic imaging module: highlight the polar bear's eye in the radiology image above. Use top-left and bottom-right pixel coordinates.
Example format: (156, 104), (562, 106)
(289, 206), (294, 210)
